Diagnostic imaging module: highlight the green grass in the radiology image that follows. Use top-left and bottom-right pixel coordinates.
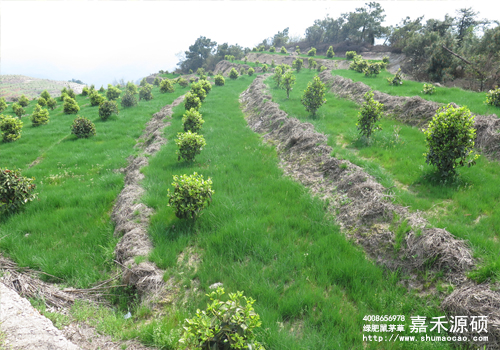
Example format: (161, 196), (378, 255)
(333, 69), (499, 116)
(0, 84), (188, 287)
(139, 73), (455, 349)
(265, 68), (500, 284)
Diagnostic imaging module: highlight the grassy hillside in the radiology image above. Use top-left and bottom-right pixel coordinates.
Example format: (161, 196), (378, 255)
(0, 75), (86, 101)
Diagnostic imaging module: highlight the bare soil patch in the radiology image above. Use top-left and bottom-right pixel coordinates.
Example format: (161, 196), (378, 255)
(320, 72), (500, 160)
(240, 75), (499, 349)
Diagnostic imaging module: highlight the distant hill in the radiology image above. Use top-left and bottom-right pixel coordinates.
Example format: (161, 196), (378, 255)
(0, 75), (86, 102)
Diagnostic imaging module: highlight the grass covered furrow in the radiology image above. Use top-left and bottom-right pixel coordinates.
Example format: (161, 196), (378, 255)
(141, 74), (453, 349)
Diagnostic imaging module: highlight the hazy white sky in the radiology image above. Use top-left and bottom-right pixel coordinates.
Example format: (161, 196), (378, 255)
(1, 1), (499, 87)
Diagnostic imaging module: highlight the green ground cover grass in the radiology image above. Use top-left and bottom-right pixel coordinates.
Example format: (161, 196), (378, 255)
(333, 69), (498, 116)
(137, 73), (454, 349)
(264, 69), (500, 284)
(0, 84), (187, 287)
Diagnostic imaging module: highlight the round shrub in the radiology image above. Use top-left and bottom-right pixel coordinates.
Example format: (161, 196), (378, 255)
(179, 287), (264, 350)
(18, 95), (29, 107)
(0, 115), (23, 142)
(485, 86), (500, 107)
(178, 77), (188, 87)
(184, 92), (201, 111)
(189, 77), (195, 83)
(99, 100), (119, 120)
(301, 76), (326, 117)
(0, 168), (37, 216)
(248, 67), (255, 76)
(99, 86), (105, 93)
(71, 116), (96, 139)
(214, 74), (225, 86)
(326, 46), (335, 58)
(292, 58), (303, 72)
(12, 103), (24, 118)
(196, 67), (205, 76)
(46, 98), (57, 110)
(66, 88), (76, 99)
(269, 46), (276, 53)
(60, 92), (68, 102)
(37, 97), (47, 107)
(262, 64), (268, 73)
(167, 172), (213, 221)
(140, 78), (147, 87)
(153, 77), (160, 86)
(422, 83), (436, 95)
(139, 84), (154, 101)
(106, 84), (122, 101)
(229, 68), (239, 80)
(424, 104), (479, 177)
(81, 86), (90, 96)
(31, 105), (50, 126)
(0, 98), (7, 112)
(190, 82), (207, 102)
(63, 96), (80, 114)
(356, 90), (383, 140)
(175, 131), (206, 162)
(308, 47), (316, 56)
(41, 90), (51, 100)
(363, 63), (382, 77)
(346, 51), (357, 59)
(160, 79), (175, 93)
(182, 108), (204, 133)
(387, 68), (404, 85)
(282, 70), (296, 99)
(121, 91), (138, 108)
(296, 46), (301, 54)
(199, 79), (212, 94)
(382, 56), (390, 64)
(126, 82), (138, 94)
(280, 46), (287, 54)
(89, 91), (106, 107)
(350, 55), (369, 73)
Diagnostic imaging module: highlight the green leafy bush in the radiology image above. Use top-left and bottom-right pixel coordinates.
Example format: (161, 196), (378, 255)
(106, 84), (122, 101)
(63, 96), (80, 114)
(40, 90), (50, 101)
(175, 131), (206, 162)
(346, 51), (357, 59)
(167, 172), (213, 221)
(31, 105), (50, 126)
(349, 55), (369, 73)
(140, 78), (147, 87)
(262, 64), (268, 73)
(307, 47), (316, 56)
(178, 77), (189, 88)
(363, 63), (382, 77)
(37, 97), (47, 107)
(153, 77), (160, 86)
(126, 82), (138, 94)
(46, 98), (57, 110)
(189, 77), (196, 84)
(240, 67), (246, 76)
(214, 74), (225, 86)
(269, 46), (276, 53)
(244, 56), (248, 64)
(326, 46), (335, 58)
(179, 287), (264, 350)
(281, 70), (296, 99)
(485, 86), (500, 107)
(71, 116), (96, 138)
(196, 68), (205, 76)
(12, 103), (24, 117)
(99, 86), (105, 93)
(258, 45), (265, 52)
(247, 67), (255, 76)
(0, 115), (23, 142)
(273, 66), (283, 87)
(182, 108), (205, 133)
(81, 86), (90, 96)
(271, 59), (275, 68)
(184, 92), (202, 111)
(0, 98), (7, 112)
(89, 91), (106, 107)
(229, 68), (239, 80)
(60, 92), (68, 102)
(190, 82), (207, 102)
(382, 56), (390, 64)
(121, 91), (138, 108)
(18, 95), (29, 107)
(99, 100), (119, 120)
(199, 79), (212, 94)
(424, 104), (479, 177)
(356, 90), (383, 140)
(0, 168), (37, 216)
(301, 76), (326, 117)
(160, 79), (175, 93)
(319, 65), (327, 72)
(421, 83), (436, 95)
(280, 46), (287, 54)
(295, 46), (301, 54)
(139, 83), (154, 101)
(66, 88), (76, 99)
(387, 68), (404, 85)
(292, 58), (303, 72)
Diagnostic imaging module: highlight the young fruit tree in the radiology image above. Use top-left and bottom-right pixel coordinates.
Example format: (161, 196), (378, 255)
(182, 108), (205, 133)
(301, 76), (326, 117)
(99, 100), (119, 121)
(183, 92), (202, 111)
(229, 68), (239, 80)
(31, 105), (50, 126)
(0, 115), (23, 143)
(160, 79), (175, 93)
(326, 46), (335, 58)
(0, 168), (37, 215)
(121, 91), (138, 108)
(214, 74), (225, 86)
(281, 70), (296, 99)
(175, 131), (206, 162)
(63, 97), (80, 114)
(71, 116), (96, 139)
(18, 95), (29, 107)
(167, 172), (213, 221)
(356, 90), (383, 140)
(424, 104), (479, 177)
